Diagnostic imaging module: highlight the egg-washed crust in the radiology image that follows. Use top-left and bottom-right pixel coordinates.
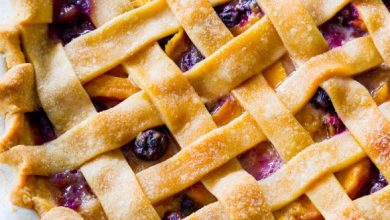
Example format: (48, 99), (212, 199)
(0, 0), (389, 219)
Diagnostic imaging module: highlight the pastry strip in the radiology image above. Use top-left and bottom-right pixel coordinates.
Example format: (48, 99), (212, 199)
(21, 25), (96, 133)
(251, 2), (366, 218)
(276, 37), (383, 113)
(233, 74), (363, 218)
(0, 26), (25, 68)
(0, 92), (162, 175)
(166, 0), (233, 56)
(63, 0), (350, 85)
(84, 75), (140, 100)
(126, 43), (272, 219)
(354, 185), (390, 219)
(81, 150), (160, 220)
(65, 0), (180, 83)
(258, 134), (364, 209)
(258, 0), (328, 66)
(233, 74), (313, 161)
(355, 0), (390, 65)
(11, 0), (52, 24)
(323, 78), (390, 180)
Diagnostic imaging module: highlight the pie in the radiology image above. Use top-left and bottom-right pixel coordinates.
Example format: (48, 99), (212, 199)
(0, 0), (389, 219)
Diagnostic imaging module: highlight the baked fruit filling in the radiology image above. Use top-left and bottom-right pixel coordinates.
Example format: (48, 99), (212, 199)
(49, 0), (95, 45)
(25, 110), (57, 145)
(17, 0), (389, 219)
(49, 170), (95, 210)
(319, 4), (367, 49)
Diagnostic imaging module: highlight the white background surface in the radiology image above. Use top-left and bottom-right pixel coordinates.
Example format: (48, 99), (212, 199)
(0, 0), (39, 219)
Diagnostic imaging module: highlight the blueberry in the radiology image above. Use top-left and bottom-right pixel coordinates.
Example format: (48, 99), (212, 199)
(50, 170), (85, 189)
(310, 88), (335, 113)
(239, 143), (283, 180)
(50, 169), (93, 210)
(25, 110), (57, 145)
(366, 171), (388, 195)
(49, 0), (95, 45)
(216, 0), (262, 28)
(319, 4), (366, 48)
(133, 129), (169, 161)
(180, 195), (199, 216)
(163, 212), (183, 220)
(179, 44), (205, 72)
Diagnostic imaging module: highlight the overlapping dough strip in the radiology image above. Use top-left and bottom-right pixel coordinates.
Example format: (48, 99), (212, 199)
(80, 151), (160, 220)
(65, 0), (180, 83)
(1, 0), (386, 217)
(21, 22), (160, 220)
(0, 27), (35, 152)
(126, 44), (271, 219)
(1, 0), (382, 197)
(323, 78), (390, 180)
(21, 25), (96, 133)
(355, 0), (390, 65)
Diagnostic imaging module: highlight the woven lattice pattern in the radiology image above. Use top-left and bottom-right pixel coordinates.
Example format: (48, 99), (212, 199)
(0, 0), (389, 219)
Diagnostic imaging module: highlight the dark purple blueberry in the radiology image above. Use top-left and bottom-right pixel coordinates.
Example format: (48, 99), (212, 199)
(50, 169), (94, 210)
(163, 212), (183, 220)
(60, 184), (85, 209)
(25, 110), (57, 145)
(215, 0), (263, 28)
(179, 43), (205, 72)
(180, 195), (199, 217)
(319, 4), (366, 49)
(49, 0), (95, 45)
(365, 169), (388, 195)
(239, 143), (283, 180)
(158, 34), (175, 50)
(50, 170), (85, 189)
(337, 4), (360, 27)
(206, 95), (232, 115)
(321, 26), (346, 49)
(132, 128), (169, 161)
(310, 88), (335, 113)
(385, 0), (390, 10)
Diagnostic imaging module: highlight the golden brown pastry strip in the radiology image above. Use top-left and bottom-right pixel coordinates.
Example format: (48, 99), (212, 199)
(90, 0), (147, 27)
(323, 78), (390, 180)
(0, 64), (35, 114)
(0, 26), (25, 68)
(276, 36), (383, 114)
(21, 25), (96, 133)
(0, 92), (162, 175)
(63, 0), (350, 85)
(185, 17), (285, 101)
(300, 0), (350, 24)
(201, 160), (274, 220)
(84, 75), (139, 100)
(81, 151), (160, 220)
(124, 44), (216, 147)
(126, 43), (272, 219)
(41, 207), (84, 220)
(258, 0), (328, 66)
(65, 0), (180, 83)
(354, 185), (390, 219)
(259, 134), (364, 209)
(11, 0), (52, 24)
(136, 113), (265, 203)
(166, 0), (233, 56)
(355, 0), (390, 65)
(233, 74), (313, 161)
(236, 1), (369, 217)
(233, 73), (363, 218)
